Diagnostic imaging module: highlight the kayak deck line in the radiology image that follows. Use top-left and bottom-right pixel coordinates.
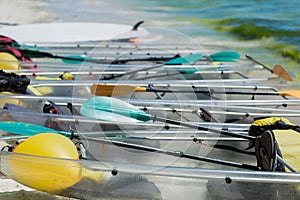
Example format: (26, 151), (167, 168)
(0, 108), (252, 132)
(127, 98), (300, 106)
(87, 160), (300, 184)
(21, 41), (230, 49)
(2, 94), (300, 107)
(1, 93), (300, 110)
(10, 69), (256, 79)
(1, 151), (300, 184)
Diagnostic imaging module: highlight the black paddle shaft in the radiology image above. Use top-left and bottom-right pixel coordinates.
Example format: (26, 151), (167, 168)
(86, 136), (258, 170)
(145, 87), (281, 97)
(18, 48), (179, 64)
(152, 115), (255, 140)
(245, 54), (273, 73)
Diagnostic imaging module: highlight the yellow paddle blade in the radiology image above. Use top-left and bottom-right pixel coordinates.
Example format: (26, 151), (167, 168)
(279, 90), (300, 99)
(273, 65), (293, 82)
(90, 84), (146, 96)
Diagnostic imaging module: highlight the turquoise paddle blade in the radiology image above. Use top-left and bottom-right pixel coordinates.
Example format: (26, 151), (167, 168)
(80, 105), (143, 123)
(210, 51), (240, 61)
(80, 96), (152, 122)
(166, 54), (203, 65)
(61, 55), (86, 64)
(61, 55), (100, 64)
(211, 57), (238, 62)
(0, 121), (71, 137)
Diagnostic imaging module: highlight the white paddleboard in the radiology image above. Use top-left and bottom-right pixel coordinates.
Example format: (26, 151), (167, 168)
(0, 21), (148, 43)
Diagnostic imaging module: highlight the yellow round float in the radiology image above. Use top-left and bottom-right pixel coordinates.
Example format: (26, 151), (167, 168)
(8, 133), (83, 193)
(0, 52), (21, 71)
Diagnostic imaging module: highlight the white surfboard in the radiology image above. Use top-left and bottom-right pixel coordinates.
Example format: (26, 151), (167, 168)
(0, 21), (148, 43)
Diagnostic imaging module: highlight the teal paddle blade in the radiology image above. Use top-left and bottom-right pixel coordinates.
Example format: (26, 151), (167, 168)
(177, 68), (198, 74)
(61, 55), (86, 64)
(80, 105), (142, 123)
(80, 97), (152, 122)
(62, 55), (103, 64)
(210, 51), (240, 61)
(0, 121), (71, 137)
(211, 57), (238, 62)
(166, 54), (203, 65)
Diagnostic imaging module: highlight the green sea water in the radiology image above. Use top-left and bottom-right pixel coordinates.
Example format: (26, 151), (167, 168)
(43, 0), (300, 79)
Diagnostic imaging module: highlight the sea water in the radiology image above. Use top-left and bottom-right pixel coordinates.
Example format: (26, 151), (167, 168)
(42, 0), (300, 77)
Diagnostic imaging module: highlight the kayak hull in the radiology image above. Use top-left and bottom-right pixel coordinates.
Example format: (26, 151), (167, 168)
(0, 22), (148, 43)
(1, 151), (300, 200)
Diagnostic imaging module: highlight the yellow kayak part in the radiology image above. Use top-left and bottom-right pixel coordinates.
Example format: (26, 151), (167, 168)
(35, 76), (61, 81)
(0, 52), (20, 71)
(9, 133), (82, 193)
(28, 85), (53, 96)
(31, 76), (57, 95)
(0, 92), (23, 108)
(274, 130), (300, 171)
(7, 133), (106, 194)
(252, 117), (294, 126)
(81, 167), (105, 183)
(34, 72), (74, 81)
(26, 85), (44, 96)
(31, 72), (74, 95)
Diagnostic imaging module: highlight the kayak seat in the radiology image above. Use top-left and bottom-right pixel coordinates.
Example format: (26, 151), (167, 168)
(255, 130), (285, 171)
(273, 129), (300, 172)
(255, 130), (276, 171)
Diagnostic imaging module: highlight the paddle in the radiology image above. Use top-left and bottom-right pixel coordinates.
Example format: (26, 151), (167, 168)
(16, 47), (239, 65)
(203, 51), (240, 62)
(16, 48), (184, 64)
(19, 48), (232, 66)
(165, 51), (240, 64)
(90, 83), (300, 99)
(0, 121), (257, 170)
(245, 54), (293, 82)
(0, 134), (247, 142)
(54, 51), (239, 64)
(1, 122), (298, 175)
(62, 54), (186, 64)
(0, 121), (72, 137)
(80, 96), (254, 140)
(99, 53), (204, 80)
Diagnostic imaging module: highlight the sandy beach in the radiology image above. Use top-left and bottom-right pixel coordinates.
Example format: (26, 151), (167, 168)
(0, 0), (56, 24)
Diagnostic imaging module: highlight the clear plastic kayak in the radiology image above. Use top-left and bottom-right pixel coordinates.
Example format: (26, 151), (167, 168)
(0, 151), (300, 200)
(0, 22), (149, 43)
(0, 109), (299, 199)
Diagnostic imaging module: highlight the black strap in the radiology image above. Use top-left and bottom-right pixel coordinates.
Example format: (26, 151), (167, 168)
(0, 70), (30, 94)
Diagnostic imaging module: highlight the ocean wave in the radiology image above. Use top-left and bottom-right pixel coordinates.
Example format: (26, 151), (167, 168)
(207, 18), (300, 62)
